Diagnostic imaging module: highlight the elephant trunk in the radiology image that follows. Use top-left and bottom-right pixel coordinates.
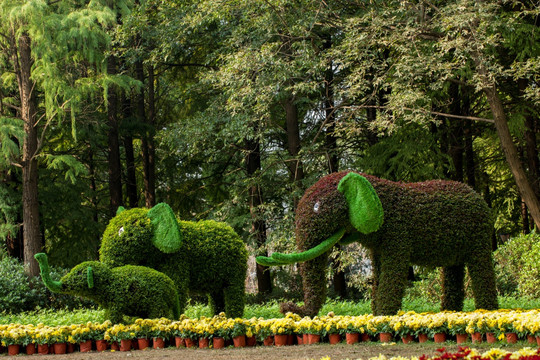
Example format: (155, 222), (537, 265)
(34, 253), (63, 293)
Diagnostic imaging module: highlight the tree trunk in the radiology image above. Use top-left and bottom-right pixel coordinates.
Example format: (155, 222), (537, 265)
(17, 33), (41, 276)
(464, 122), (476, 189)
(522, 200), (530, 234)
(141, 64), (156, 207)
(245, 137), (272, 295)
(518, 79), (540, 200)
(123, 96), (138, 208)
(87, 147), (99, 225)
(448, 82), (464, 182)
(284, 97), (305, 206)
(460, 86), (476, 188)
(480, 74), (540, 229)
(323, 37), (346, 298)
(107, 56), (123, 215)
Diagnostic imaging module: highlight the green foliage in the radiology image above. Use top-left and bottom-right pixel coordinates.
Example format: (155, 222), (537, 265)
(0, 256), (93, 313)
(0, 308), (106, 326)
(0, 257), (39, 313)
(43, 154), (88, 185)
(0, 182), (20, 245)
(0, 117), (23, 168)
(39, 161), (105, 268)
(356, 123), (451, 183)
(5, 296), (540, 326)
(517, 235), (540, 298)
(493, 232), (537, 296)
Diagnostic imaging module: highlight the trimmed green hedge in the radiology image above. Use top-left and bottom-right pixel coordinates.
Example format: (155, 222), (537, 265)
(100, 207), (248, 318)
(291, 171), (497, 316)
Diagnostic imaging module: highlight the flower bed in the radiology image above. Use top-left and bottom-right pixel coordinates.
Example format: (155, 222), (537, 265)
(1, 310), (540, 354)
(319, 347), (540, 360)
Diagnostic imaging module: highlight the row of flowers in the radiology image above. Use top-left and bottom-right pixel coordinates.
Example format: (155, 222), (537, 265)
(320, 347), (540, 360)
(2, 309), (540, 348)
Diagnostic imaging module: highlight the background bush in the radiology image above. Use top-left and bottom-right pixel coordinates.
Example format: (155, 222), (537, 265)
(0, 256), (94, 313)
(493, 232), (539, 297)
(518, 234), (540, 298)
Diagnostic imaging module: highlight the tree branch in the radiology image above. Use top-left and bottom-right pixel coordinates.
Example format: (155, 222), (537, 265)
(349, 105), (495, 124)
(161, 62), (218, 70)
(1, 101), (22, 113)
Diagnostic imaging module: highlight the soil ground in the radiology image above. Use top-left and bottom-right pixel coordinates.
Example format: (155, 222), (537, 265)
(4, 342), (535, 360)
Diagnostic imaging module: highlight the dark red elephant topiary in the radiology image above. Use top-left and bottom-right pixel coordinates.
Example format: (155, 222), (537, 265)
(257, 171), (498, 316)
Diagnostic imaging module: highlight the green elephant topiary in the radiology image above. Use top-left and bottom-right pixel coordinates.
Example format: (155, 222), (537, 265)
(257, 171), (498, 316)
(34, 253), (179, 323)
(99, 203), (248, 318)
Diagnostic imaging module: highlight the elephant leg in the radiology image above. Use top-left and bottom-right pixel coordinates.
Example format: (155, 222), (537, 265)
(224, 282), (246, 318)
(467, 252), (498, 310)
(375, 255), (408, 315)
(369, 250), (381, 315)
(441, 265), (465, 311)
(209, 291), (226, 315)
(280, 255), (328, 318)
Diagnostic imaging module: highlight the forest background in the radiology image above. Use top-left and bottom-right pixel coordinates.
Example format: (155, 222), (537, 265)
(1, 0), (539, 303)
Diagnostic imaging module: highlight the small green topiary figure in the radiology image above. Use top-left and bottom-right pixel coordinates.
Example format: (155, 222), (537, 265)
(257, 171), (498, 316)
(99, 203), (248, 318)
(34, 253), (179, 323)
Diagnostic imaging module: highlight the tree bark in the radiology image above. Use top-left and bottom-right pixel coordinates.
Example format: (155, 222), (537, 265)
(480, 72), (540, 229)
(464, 123), (476, 187)
(16, 33), (41, 276)
(141, 64), (156, 207)
(284, 97), (305, 200)
(107, 56), (123, 215)
(245, 137), (272, 295)
(522, 199), (530, 234)
(323, 36), (346, 298)
(448, 82), (464, 182)
(518, 79), (540, 200)
(123, 96), (138, 208)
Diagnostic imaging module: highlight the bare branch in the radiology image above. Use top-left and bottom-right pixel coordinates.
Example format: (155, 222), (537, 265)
(0, 101), (22, 113)
(348, 105), (495, 124)
(161, 62), (218, 70)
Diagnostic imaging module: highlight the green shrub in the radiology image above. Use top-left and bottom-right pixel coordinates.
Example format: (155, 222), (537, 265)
(518, 235), (540, 298)
(493, 232), (538, 297)
(0, 257), (36, 313)
(0, 257), (93, 313)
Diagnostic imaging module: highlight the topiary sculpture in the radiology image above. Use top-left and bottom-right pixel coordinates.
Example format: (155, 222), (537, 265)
(257, 171), (498, 316)
(99, 203), (248, 318)
(34, 253), (179, 323)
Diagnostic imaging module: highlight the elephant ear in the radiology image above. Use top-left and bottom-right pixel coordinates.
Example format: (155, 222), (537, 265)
(147, 203), (183, 253)
(337, 173), (384, 234)
(116, 206), (126, 215)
